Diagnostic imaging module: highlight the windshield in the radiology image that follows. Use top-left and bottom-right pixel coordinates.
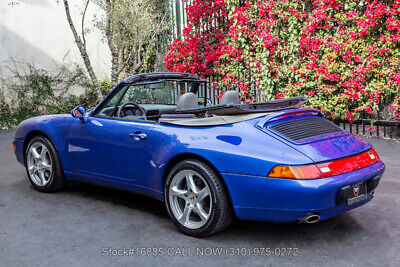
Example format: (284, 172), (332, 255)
(121, 80), (206, 105)
(94, 79), (208, 118)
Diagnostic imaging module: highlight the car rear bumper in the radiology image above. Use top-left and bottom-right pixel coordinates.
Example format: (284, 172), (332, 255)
(222, 160), (385, 222)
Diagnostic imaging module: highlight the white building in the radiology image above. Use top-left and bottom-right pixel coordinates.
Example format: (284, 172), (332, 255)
(0, 0), (111, 80)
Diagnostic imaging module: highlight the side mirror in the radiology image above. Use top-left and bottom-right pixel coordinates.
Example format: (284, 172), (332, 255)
(71, 105), (87, 122)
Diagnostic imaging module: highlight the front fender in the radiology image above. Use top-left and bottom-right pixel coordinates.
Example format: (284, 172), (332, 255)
(13, 115), (73, 175)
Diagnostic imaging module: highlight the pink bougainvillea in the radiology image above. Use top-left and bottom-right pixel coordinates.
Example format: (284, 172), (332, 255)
(165, 0), (400, 121)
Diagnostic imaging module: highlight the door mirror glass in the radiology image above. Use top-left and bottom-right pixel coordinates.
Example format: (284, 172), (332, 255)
(71, 105), (87, 120)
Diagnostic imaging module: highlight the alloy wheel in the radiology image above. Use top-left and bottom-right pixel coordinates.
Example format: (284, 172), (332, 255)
(27, 142), (53, 186)
(168, 169), (212, 229)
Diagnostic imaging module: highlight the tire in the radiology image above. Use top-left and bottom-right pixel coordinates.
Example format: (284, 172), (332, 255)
(25, 135), (66, 192)
(164, 159), (232, 237)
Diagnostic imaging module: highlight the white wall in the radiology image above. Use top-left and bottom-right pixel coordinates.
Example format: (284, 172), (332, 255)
(0, 0), (111, 81)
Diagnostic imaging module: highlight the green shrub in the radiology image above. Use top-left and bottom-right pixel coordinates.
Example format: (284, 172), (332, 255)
(0, 61), (108, 130)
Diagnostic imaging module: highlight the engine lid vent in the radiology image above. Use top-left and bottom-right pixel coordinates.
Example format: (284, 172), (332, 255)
(268, 117), (344, 142)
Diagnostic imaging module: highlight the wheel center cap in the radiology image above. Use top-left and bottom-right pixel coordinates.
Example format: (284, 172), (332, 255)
(189, 195), (195, 202)
(38, 161), (42, 168)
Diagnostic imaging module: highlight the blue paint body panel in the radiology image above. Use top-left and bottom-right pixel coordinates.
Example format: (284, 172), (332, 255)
(13, 95), (385, 223)
(223, 161), (384, 222)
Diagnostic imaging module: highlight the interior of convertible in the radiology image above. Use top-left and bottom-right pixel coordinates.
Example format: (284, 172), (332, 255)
(93, 78), (307, 126)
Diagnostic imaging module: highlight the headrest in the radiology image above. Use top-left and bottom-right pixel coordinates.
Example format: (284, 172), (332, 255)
(176, 92), (199, 111)
(220, 90), (240, 105)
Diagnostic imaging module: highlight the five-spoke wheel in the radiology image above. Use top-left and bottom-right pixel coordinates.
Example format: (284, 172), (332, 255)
(169, 169), (212, 229)
(27, 142), (53, 186)
(25, 136), (66, 192)
(165, 160), (232, 237)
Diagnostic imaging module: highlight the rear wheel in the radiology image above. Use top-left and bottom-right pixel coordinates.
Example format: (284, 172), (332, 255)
(164, 160), (232, 237)
(25, 136), (66, 192)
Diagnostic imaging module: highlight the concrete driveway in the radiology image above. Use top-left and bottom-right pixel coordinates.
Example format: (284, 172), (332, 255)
(0, 130), (399, 266)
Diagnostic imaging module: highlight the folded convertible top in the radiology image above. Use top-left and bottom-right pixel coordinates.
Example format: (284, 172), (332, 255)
(174, 96), (308, 116)
(160, 96), (308, 126)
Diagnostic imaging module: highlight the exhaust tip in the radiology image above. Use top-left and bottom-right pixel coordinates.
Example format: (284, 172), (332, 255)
(298, 213), (320, 224)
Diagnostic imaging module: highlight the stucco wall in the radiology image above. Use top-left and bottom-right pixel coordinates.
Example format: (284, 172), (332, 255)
(0, 0), (111, 81)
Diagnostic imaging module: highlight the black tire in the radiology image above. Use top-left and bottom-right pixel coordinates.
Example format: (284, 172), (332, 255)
(164, 159), (233, 237)
(25, 135), (66, 192)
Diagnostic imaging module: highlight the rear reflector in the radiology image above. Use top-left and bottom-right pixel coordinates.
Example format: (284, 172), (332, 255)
(267, 148), (380, 179)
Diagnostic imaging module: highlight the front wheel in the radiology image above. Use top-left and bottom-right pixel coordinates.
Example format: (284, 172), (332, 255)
(25, 136), (66, 192)
(164, 160), (232, 237)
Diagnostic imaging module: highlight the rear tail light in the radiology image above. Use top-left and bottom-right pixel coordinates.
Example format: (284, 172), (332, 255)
(268, 165), (322, 179)
(267, 148), (380, 180)
(316, 148), (379, 178)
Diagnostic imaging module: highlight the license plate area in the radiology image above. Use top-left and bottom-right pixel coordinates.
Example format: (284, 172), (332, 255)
(336, 175), (381, 206)
(347, 182), (367, 205)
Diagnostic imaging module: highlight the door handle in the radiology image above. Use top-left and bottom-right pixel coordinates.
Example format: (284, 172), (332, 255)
(129, 132), (147, 140)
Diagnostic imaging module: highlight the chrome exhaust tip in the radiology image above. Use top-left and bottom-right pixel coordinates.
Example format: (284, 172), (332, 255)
(298, 213), (320, 224)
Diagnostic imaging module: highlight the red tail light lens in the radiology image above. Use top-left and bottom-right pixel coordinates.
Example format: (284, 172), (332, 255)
(316, 148), (379, 178)
(267, 148), (380, 180)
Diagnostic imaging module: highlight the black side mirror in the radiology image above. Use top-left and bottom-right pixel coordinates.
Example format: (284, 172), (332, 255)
(71, 105), (88, 122)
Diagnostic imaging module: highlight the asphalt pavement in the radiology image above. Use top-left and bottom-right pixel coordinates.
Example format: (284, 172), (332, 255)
(0, 130), (399, 266)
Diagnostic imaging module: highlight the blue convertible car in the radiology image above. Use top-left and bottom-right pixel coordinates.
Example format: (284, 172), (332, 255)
(13, 72), (385, 236)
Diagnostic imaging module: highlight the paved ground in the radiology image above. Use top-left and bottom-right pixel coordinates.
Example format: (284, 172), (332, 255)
(0, 130), (399, 267)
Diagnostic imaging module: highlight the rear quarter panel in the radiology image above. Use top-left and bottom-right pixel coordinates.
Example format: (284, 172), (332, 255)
(142, 117), (313, 194)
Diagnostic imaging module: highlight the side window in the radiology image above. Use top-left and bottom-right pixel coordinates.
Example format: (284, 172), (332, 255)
(96, 85), (127, 117)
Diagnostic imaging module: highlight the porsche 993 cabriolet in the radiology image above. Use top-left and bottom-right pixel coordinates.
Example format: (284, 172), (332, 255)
(13, 72), (385, 237)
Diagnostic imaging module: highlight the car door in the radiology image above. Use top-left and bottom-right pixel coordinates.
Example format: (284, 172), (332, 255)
(66, 82), (155, 183)
(67, 116), (154, 183)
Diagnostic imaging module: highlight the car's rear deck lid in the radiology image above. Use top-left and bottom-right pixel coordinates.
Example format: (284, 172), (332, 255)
(268, 117), (344, 143)
(256, 108), (372, 163)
